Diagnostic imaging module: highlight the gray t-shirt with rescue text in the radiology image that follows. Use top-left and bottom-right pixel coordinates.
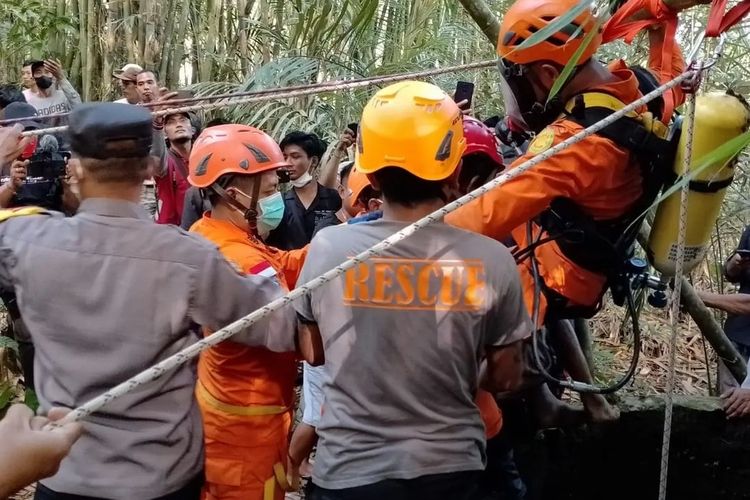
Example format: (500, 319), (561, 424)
(295, 218), (531, 489)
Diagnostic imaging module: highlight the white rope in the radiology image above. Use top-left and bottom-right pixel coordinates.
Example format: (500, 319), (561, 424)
(21, 60), (498, 138)
(657, 89), (697, 500)
(49, 68), (696, 428)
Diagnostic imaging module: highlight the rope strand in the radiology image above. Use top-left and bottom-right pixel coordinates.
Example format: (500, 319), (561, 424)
(49, 68), (696, 428)
(657, 90), (697, 500)
(8, 60), (496, 131)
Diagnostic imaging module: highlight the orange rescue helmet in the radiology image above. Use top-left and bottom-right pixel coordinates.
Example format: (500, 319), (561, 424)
(355, 80), (466, 181)
(347, 165), (373, 202)
(497, 0), (602, 67)
(188, 124), (290, 188)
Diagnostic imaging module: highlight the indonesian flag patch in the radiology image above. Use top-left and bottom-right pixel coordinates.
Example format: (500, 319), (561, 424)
(249, 261), (277, 278)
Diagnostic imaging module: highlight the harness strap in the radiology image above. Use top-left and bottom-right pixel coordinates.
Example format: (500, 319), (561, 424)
(196, 381), (288, 417)
(534, 92), (676, 281)
(601, 0), (678, 122)
(707, 0), (750, 37)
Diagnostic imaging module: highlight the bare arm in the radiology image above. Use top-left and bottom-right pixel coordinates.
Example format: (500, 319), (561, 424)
(297, 320), (324, 366)
(288, 423), (318, 472)
(697, 290), (750, 316)
(149, 128), (168, 178)
(483, 340), (525, 393)
(318, 129), (355, 189)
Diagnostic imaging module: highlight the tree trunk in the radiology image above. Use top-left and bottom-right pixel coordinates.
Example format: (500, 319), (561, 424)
(458, 0), (714, 47)
(159, 0), (178, 87)
(456, 0), (500, 45)
(123, 0), (136, 62)
(637, 224), (747, 384)
(680, 278), (747, 384)
(78, 0), (89, 100)
(170, 0), (192, 86)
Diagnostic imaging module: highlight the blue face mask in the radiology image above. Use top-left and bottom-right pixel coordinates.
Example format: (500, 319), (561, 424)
(256, 191), (285, 237)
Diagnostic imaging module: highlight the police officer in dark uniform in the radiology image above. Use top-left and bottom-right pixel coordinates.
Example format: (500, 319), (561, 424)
(0, 103), (296, 500)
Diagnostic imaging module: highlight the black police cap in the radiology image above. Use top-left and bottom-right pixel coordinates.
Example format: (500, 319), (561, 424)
(3, 102), (41, 130)
(68, 102), (153, 159)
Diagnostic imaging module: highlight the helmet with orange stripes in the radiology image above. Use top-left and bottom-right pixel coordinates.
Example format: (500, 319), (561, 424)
(355, 80), (466, 181)
(497, 0), (602, 67)
(188, 125), (289, 188)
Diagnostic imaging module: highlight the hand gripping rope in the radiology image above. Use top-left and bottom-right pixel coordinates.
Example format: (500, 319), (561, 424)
(16, 60), (498, 137)
(49, 65), (701, 429)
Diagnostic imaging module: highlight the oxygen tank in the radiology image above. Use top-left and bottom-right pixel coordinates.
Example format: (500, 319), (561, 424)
(647, 91), (750, 276)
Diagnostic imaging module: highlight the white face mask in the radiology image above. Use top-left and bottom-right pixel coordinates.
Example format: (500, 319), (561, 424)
(291, 171), (313, 188)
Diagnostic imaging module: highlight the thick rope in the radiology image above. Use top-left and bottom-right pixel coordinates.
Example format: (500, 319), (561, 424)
(657, 90), (696, 500)
(49, 69), (695, 428)
(1, 60), (498, 128)
(19, 60), (497, 137)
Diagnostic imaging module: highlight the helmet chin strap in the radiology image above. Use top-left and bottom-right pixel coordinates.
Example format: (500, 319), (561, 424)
(210, 175), (263, 233)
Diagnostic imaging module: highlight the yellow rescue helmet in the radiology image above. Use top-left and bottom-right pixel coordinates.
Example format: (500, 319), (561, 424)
(355, 80), (466, 181)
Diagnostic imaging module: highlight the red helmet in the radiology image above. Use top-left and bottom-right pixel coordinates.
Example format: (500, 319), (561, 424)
(462, 117), (503, 168)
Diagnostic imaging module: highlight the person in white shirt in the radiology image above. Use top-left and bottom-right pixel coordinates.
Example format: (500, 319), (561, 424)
(22, 59), (81, 127)
(113, 63), (143, 104)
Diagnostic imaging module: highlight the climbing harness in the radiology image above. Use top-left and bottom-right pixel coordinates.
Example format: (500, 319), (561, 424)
(49, 67), (697, 429)
(521, 33), (732, 395)
(10, 60), (497, 133)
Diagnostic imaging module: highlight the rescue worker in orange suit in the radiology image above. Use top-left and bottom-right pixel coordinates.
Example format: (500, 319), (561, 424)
(186, 125), (307, 500)
(446, 0), (685, 424)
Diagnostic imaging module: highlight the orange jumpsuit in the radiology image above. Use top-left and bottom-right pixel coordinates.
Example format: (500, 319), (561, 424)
(447, 60), (683, 326)
(191, 214), (306, 500)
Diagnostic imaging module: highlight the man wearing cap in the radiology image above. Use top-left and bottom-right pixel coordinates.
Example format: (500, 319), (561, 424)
(153, 110), (196, 225)
(113, 63), (143, 105)
(22, 59), (81, 126)
(0, 103), (298, 500)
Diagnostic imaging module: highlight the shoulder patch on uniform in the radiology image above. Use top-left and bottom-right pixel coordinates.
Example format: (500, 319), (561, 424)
(527, 127), (555, 155)
(249, 261), (277, 278)
(0, 206), (50, 223)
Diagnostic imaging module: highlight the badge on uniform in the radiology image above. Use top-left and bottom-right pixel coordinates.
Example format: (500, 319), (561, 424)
(0, 206), (49, 223)
(249, 261), (277, 279)
(527, 127), (555, 155)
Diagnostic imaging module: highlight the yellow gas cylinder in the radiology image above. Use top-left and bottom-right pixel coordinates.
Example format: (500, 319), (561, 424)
(647, 91), (750, 276)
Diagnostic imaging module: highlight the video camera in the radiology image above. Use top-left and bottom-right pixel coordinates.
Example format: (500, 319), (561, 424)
(2, 134), (70, 210)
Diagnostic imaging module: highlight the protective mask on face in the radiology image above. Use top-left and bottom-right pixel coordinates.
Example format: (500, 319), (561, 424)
(291, 171), (313, 188)
(498, 60), (564, 134)
(35, 76), (54, 90)
(256, 191), (285, 239)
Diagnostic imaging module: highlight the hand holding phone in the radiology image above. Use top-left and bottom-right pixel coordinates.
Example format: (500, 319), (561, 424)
(454, 81), (475, 111)
(736, 249), (750, 259)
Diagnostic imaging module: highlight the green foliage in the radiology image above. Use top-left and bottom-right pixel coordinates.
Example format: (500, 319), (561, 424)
(0, 336), (18, 354)
(0, 0), (76, 80)
(25, 388), (39, 412)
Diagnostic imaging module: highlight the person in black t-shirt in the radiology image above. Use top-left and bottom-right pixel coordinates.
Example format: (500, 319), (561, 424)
(267, 131), (341, 249)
